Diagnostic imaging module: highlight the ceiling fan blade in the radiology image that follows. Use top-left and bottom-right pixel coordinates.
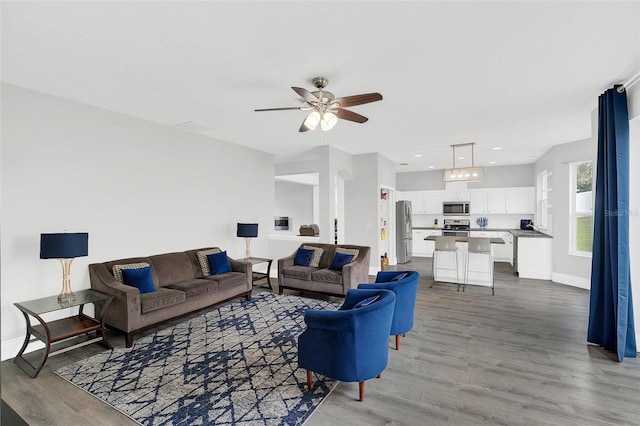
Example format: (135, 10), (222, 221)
(299, 119), (311, 132)
(255, 106), (305, 112)
(332, 92), (383, 108)
(292, 87), (320, 104)
(335, 108), (369, 123)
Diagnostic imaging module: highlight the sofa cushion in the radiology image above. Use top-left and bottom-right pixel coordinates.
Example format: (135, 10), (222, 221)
(166, 279), (219, 299)
(335, 247), (360, 260)
(329, 252), (354, 270)
(302, 245), (323, 268)
(197, 248), (222, 276)
(113, 262), (151, 283)
(149, 252), (196, 287)
(140, 288), (186, 314)
(282, 265), (318, 281)
(310, 268), (343, 284)
(208, 271), (247, 289)
(294, 248), (314, 267)
(207, 251), (232, 274)
(121, 266), (156, 294)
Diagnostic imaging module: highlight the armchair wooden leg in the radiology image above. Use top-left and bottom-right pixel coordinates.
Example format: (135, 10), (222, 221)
(376, 374), (381, 378)
(359, 381), (365, 402)
(306, 370), (313, 392)
(395, 334), (400, 350)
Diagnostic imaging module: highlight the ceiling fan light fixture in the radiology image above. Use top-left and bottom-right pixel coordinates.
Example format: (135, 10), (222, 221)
(320, 112), (338, 131)
(304, 111), (321, 130)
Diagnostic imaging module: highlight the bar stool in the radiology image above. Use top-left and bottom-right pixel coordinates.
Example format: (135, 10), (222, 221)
(431, 236), (458, 288)
(464, 237), (494, 295)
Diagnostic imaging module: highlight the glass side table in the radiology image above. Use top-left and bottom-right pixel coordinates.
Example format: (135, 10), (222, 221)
(243, 257), (273, 290)
(13, 289), (113, 378)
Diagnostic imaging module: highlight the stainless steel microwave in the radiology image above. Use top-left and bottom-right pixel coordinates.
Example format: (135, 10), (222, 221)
(443, 202), (470, 216)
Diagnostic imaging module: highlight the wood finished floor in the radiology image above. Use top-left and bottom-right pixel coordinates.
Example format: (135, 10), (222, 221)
(2, 258), (639, 425)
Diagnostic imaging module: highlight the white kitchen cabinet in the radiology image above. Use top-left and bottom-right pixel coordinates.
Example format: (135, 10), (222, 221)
(412, 229), (428, 256)
(517, 236), (552, 279)
(470, 190), (487, 214)
(423, 190), (444, 214)
(486, 189), (506, 213)
(403, 191), (425, 214)
(505, 187), (535, 214)
(443, 189), (470, 202)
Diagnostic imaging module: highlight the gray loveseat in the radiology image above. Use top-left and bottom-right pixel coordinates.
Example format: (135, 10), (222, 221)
(277, 243), (371, 297)
(89, 247), (251, 347)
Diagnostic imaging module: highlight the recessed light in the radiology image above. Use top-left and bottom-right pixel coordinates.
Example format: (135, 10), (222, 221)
(492, 146), (502, 150)
(428, 165), (434, 169)
(414, 154), (422, 158)
(489, 161), (497, 164)
(457, 156), (465, 160)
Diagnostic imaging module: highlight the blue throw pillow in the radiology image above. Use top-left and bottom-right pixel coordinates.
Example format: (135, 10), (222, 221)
(294, 247), (314, 267)
(121, 266), (156, 294)
(207, 251), (232, 274)
(353, 295), (380, 309)
(329, 252), (354, 270)
(390, 272), (409, 282)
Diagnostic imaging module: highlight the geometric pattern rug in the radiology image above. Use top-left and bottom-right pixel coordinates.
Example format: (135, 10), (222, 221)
(54, 293), (340, 425)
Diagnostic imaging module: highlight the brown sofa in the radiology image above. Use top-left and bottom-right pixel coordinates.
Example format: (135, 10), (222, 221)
(89, 247), (251, 347)
(277, 243), (371, 297)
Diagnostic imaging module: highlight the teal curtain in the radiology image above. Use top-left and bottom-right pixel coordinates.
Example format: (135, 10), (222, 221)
(587, 85), (636, 361)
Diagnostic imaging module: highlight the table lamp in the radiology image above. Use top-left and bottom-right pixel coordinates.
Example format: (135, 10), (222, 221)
(40, 232), (89, 302)
(237, 223), (258, 259)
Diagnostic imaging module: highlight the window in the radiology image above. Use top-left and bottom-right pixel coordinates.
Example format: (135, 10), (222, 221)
(536, 169), (551, 231)
(570, 160), (593, 256)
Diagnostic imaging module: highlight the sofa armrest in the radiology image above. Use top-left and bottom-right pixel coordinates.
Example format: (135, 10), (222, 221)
(277, 253), (296, 287)
(229, 258), (252, 290)
(89, 263), (141, 332)
(340, 253), (371, 293)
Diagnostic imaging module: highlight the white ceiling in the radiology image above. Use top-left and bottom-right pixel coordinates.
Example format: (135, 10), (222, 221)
(2, 1), (639, 172)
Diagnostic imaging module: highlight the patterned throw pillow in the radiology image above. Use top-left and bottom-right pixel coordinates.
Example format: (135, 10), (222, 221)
(113, 262), (151, 283)
(302, 245), (323, 268)
(197, 248), (222, 276)
(335, 247), (359, 260)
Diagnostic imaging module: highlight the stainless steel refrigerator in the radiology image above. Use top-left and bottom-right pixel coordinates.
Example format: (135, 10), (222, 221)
(396, 200), (413, 263)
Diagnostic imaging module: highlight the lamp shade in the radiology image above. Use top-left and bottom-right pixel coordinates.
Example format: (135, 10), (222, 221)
(236, 223), (258, 238)
(40, 233), (88, 259)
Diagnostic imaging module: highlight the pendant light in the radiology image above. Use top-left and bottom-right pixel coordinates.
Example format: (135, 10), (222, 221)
(442, 142), (485, 183)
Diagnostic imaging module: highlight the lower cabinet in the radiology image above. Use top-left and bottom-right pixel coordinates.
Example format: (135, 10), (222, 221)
(412, 230), (428, 256)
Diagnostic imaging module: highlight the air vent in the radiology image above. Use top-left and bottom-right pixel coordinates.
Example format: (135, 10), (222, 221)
(173, 121), (214, 133)
(399, 163), (409, 166)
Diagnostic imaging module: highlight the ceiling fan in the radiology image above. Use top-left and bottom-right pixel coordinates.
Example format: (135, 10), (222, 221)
(255, 77), (383, 132)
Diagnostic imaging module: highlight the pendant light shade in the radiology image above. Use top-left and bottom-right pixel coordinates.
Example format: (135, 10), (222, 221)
(320, 112), (338, 131)
(304, 111), (321, 130)
(442, 143), (485, 183)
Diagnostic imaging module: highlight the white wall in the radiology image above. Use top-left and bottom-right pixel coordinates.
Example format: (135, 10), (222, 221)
(535, 138), (594, 288)
(396, 164), (534, 191)
(0, 84), (275, 359)
(274, 181), (314, 235)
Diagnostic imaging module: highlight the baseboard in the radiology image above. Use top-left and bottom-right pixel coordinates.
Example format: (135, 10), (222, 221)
(1, 337), (45, 362)
(551, 272), (590, 290)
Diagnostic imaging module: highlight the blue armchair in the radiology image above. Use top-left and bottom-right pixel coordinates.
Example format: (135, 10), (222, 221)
(358, 270), (420, 350)
(298, 288), (396, 402)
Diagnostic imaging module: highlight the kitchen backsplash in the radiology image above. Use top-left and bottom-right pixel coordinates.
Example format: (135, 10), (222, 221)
(413, 214), (533, 229)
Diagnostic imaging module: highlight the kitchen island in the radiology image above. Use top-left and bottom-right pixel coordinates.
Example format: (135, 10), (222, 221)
(425, 236), (504, 289)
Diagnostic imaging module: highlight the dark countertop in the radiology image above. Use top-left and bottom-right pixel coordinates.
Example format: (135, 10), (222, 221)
(413, 227), (443, 230)
(425, 236), (505, 244)
(415, 227), (552, 238)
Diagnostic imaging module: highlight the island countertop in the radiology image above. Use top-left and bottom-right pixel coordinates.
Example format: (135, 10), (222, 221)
(425, 236), (505, 244)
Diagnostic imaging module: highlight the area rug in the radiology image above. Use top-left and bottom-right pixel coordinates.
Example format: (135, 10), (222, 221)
(55, 293), (340, 425)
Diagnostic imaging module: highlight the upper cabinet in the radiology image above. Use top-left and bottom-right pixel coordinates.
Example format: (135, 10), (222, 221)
(443, 189), (470, 202)
(470, 187), (534, 214)
(505, 187), (535, 214)
(422, 190), (443, 214)
(402, 191), (425, 214)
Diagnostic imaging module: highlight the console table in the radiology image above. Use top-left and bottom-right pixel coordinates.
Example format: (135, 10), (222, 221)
(13, 289), (113, 378)
(244, 257), (273, 290)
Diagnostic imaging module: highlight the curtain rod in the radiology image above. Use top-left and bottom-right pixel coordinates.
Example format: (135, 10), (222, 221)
(616, 70), (640, 93)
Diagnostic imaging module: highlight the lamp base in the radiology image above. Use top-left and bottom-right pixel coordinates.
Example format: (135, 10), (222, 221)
(245, 238), (251, 259)
(58, 258), (77, 303)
